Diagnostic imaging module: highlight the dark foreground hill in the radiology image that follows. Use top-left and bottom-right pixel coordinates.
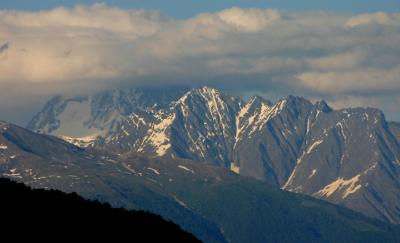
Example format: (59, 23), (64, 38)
(0, 177), (201, 242)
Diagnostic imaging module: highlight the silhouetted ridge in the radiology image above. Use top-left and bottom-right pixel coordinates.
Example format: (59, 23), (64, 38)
(0, 177), (201, 242)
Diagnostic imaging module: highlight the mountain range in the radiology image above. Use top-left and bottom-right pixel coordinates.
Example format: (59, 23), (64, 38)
(26, 86), (400, 225)
(2, 120), (400, 242)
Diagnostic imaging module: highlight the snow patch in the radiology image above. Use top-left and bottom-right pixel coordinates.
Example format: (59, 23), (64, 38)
(122, 163), (136, 174)
(336, 122), (347, 142)
(251, 102), (273, 134)
(230, 163), (240, 174)
(147, 167), (160, 175)
(283, 159), (304, 190)
(60, 135), (97, 147)
(127, 113), (146, 129)
(313, 175), (362, 199)
(121, 126), (130, 136)
(170, 193), (188, 208)
(308, 169), (317, 179)
(235, 100), (253, 145)
(201, 87), (230, 138)
(235, 97), (284, 144)
(4, 168), (21, 178)
(306, 140), (324, 154)
(306, 117), (312, 134)
(145, 113), (176, 156)
(363, 162), (378, 175)
(178, 165), (195, 174)
(249, 99), (285, 136)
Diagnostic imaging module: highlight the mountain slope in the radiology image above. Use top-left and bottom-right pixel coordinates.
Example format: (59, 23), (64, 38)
(0, 121), (225, 243)
(0, 177), (200, 242)
(283, 106), (400, 223)
(120, 153), (400, 243)
(2, 121), (400, 242)
(232, 95), (314, 185)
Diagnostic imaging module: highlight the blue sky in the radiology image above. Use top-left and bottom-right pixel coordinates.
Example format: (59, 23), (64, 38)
(1, 0), (400, 18)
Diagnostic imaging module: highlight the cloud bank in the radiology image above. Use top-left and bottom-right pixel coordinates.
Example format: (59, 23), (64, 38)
(0, 4), (399, 122)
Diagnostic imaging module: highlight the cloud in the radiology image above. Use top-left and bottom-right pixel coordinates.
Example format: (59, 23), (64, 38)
(0, 4), (162, 38)
(0, 5), (399, 122)
(217, 7), (281, 32)
(296, 65), (400, 95)
(306, 50), (367, 71)
(326, 96), (382, 110)
(345, 12), (400, 28)
(324, 94), (400, 122)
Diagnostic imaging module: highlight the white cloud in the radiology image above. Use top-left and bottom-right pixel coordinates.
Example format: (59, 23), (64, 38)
(0, 4), (162, 38)
(327, 96), (382, 110)
(0, 5), (399, 122)
(345, 12), (400, 28)
(306, 50), (367, 71)
(217, 7), (281, 32)
(296, 66), (400, 94)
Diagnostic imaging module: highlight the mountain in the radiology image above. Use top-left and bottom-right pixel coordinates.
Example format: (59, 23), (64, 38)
(104, 87), (243, 166)
(232, 95), (314, 185)
(27, 87), (188, 146)
(0, 177), (200, 242)
(26, 86), (400, 224)
(3, 121), (400, 242)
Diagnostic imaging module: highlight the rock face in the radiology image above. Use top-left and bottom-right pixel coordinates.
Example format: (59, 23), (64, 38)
(282, 107), (400, 224)
(390, 122), (400, 141)
(27, 86), (400, 224)
(105, 87), (243, 167)
(232, 95), (314, 186)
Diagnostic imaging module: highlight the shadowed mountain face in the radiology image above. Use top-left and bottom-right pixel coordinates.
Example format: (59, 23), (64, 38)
(2, 121), (400, 242)
(390, 122), (400, 141)
(26, 87), (400, 224)
(0, 177), (201, 242)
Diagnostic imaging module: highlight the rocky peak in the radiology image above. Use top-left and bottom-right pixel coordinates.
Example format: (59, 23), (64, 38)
(315, 100), (332, 113)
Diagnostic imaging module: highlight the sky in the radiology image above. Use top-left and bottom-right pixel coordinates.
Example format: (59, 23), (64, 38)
(2, 1), (400, 17)
(0, 1), (400, 124)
